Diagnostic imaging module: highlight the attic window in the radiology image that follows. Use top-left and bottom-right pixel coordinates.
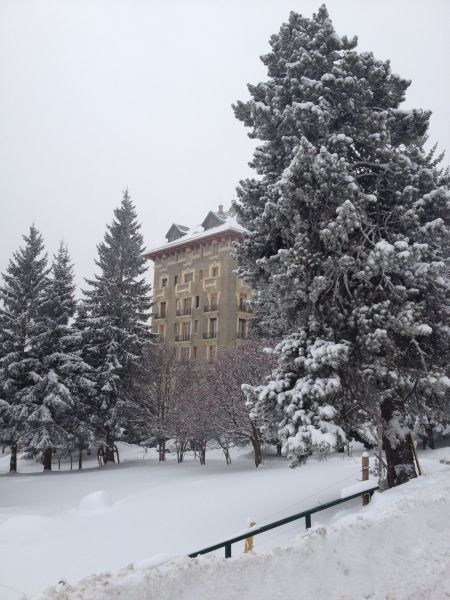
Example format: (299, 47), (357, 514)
(166, 223), (189, 243)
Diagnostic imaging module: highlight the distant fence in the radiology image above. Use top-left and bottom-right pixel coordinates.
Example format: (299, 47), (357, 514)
(189, 486), (379, 559)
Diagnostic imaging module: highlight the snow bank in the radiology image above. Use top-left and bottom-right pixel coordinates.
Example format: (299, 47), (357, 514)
(38, 468), (450, 600)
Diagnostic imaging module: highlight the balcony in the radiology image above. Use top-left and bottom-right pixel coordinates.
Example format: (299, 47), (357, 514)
(152, 312), (167, 320)
(175, 282), (192, 294)
(154, 287), (168, 300)
(176, 308), (192, 316)
(175, 334), (192, 342)
(203, 331), (218, 339)
(237, 332), (248, 339)
(238, 304), (252, 314)
(203, 277), (217, 290)
(204, 304), (218, 312)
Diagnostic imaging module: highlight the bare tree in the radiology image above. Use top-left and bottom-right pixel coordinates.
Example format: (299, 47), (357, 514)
(209, 339), (276, 467)
(133, 344), (178, 461)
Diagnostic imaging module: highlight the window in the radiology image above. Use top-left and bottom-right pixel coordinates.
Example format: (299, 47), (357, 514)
(238, 319), (247, 339)
(209, 318), (217, 335)
(210, 294), (217, 310)
(199, 269), (204, 281)
(192, 346), (197, 360)
(184, 272), (193, 283)
(212, 243), (219, 256)
(174, 275), (178, 285)
(174, 322), (180, 337)
(182, 297), (192, 314)
(159, 324), (165, 340)
(239, 294), (247, 311)
(193, 320), (198, 334)
(207, 345), (216, 361)
(160, 302), (166, 318)
(211, 266), (219, 277)
(161, 277), (168, 288)
(182, 321), (191, 340)
(195, 295), (200, 308)
(180, 347), (190, 362)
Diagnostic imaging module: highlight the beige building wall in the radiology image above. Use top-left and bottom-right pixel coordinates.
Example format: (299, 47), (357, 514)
(150, 234), (252, 360)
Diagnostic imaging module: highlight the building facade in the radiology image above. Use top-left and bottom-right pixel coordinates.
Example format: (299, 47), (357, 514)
(145, 207), (252, 360)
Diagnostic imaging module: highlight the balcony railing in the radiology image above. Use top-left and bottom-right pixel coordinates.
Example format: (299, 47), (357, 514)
(203, 331), (218, 339)
(176, 308), (192, 316)
(238, 304), (252, 313)
(203, 277), (217, 288)
(204, 304), (218, 312)
(176, 282), (191, 294)
(175, 334), (192, 342)
(237, 332), (248, 339)
(154, 288), (167, 300)
(153, 312), (167, 320)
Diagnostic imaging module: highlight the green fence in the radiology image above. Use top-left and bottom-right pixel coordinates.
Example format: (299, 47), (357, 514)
(189, 485), (379, 559)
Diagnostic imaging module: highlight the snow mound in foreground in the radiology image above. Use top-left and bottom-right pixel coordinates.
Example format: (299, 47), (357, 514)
(73, 491), (114, 516)
(38, 469), (450, 600)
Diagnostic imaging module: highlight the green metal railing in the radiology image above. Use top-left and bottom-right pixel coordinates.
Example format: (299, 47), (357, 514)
(189, 486), (378, 559)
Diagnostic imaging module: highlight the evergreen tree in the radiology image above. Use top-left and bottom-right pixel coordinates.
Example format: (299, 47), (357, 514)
(80, 190), (152, 461)
(24, 244), (94, 470)
(233, 6), (450, 486)
(0, 225), (49, 471)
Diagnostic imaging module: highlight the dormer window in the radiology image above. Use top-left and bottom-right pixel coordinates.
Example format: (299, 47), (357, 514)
(166, 223), (189, 242)
(201, 206), (227, 231)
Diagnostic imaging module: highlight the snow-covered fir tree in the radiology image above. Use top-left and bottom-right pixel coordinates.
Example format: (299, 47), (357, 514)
(80, 190), (152, 461)
(0, 225), (49, 471)
(233, 6), (450, 486)
(24, 244), (94, 470)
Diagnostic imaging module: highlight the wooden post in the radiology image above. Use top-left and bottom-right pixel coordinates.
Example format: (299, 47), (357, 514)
(408, 433), (423, 476)
(244, 521), (256, 553)
(362, 452), (370, 506)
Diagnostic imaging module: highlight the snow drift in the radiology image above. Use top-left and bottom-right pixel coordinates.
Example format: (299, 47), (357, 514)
(38, 468), (450, 600)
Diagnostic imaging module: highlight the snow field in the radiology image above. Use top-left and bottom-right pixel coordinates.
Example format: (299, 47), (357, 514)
(39, 458), (450, 600)
(1, 443), (377, 599)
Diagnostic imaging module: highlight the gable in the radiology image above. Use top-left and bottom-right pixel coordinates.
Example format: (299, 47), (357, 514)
(165, 223), (189, 242)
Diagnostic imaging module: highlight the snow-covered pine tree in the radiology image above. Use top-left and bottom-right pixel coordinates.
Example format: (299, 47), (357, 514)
(233, 6), (450, 486)
(0, 225), (49, 471)
(24, 244), (94, 470)
(80, 190), (152, 461)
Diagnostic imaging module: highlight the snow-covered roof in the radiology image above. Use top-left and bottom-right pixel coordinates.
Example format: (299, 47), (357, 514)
(145, 212), (247, 260)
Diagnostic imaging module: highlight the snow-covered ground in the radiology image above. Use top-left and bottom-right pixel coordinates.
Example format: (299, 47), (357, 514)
(0, 443), (448, 599)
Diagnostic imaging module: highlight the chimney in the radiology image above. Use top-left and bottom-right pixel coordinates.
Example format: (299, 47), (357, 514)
(218, 204), (224, 215)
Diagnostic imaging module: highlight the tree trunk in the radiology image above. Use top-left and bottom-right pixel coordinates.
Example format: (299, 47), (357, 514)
(251, 437), (263, 468)
(10, 444), (17, 472)
(43, 447), (52, 471)
(78, 445), (83, 470)
(381, 398), (417, 488)
(223, 446), (231, 465)
(104, 433), (115, 463)
(276, 443), (282, 457)
(159, 439), (166, 462)
(425, 424), (435, 450)
(199, 446), (206, 465)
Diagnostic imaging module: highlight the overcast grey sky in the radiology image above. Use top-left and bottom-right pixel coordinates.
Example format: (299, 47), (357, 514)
(1, 0), (449, 290)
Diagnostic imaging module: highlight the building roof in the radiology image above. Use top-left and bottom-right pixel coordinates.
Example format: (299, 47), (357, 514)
(145, 210), (247, 260)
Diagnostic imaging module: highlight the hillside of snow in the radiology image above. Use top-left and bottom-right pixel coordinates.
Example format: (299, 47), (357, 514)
(38, 461), (450, 600)
(1, 444), (449, 599)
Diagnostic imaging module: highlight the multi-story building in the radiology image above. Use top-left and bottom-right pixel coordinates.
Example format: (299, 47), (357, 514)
(145, 206), (252, 360)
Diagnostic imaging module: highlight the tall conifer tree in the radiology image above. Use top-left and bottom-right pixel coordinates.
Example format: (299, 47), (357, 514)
(0, 225), (49, 471)
(234, 7), (450, 486)
(80, 190), (151, 461)
(24, 244), (94, 469)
